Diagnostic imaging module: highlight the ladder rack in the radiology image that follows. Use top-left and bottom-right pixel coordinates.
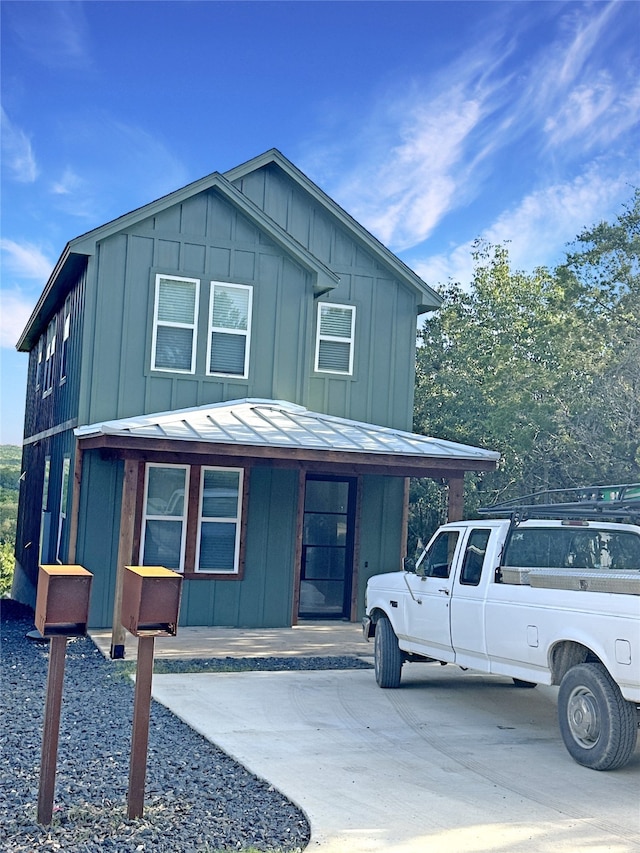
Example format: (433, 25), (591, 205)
(478, 483), (640, 523)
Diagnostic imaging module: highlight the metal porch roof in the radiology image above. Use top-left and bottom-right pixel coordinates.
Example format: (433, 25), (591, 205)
(75, 399), (500, 466)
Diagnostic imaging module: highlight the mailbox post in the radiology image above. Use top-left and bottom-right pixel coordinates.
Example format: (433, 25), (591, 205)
(121, 566), (182, 819)
(35, 565), (93, 825)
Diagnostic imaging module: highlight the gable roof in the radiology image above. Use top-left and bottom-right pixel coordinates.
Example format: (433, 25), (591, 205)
(17, 169), (340, 352)
(75, 398), (499, 477)
(225, 149), (442, 313)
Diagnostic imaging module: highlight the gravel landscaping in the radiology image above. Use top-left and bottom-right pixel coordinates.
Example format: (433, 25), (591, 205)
(0, 598), (369, 853)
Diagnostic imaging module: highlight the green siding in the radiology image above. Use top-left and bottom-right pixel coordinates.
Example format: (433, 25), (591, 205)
(77, 453), (123, 628)
(357, 476), (405, 618)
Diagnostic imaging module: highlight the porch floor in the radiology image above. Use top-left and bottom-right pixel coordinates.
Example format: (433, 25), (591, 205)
(89, 620), (370, 661)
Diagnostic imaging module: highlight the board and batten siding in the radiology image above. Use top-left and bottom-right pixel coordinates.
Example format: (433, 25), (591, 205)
(78, 187), (315, 427)
(233, 163), (420, 430)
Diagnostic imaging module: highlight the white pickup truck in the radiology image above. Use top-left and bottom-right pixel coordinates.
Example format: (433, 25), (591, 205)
(363, 511), (640, 770)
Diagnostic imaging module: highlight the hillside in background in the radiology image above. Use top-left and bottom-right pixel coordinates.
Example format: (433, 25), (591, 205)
(1, 446), (21, 595)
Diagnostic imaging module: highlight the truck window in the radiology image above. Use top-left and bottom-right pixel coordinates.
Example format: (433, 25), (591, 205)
(504, 528), (640, 571)
(417, 530), (460, 578)
(460, 529), (491, 586)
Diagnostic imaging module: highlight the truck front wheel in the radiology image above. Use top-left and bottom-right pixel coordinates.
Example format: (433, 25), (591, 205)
(558, 662), (638, 770)
(374, 616), (403, 688)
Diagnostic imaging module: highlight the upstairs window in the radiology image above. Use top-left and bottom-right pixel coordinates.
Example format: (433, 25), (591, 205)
(207, 282), (252, 377)
(35, 339), (43, 390)
(43, 318), (57, 395)
(315, 303), (355, 374)
(60, 299), (71, 383)
(151, 275), (199, 373)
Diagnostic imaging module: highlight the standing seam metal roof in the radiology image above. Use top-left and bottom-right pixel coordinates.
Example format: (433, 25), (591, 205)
(75, 399), (500, 462)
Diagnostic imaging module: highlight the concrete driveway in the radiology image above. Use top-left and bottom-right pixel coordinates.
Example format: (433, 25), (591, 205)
(151, 662), (640, 853)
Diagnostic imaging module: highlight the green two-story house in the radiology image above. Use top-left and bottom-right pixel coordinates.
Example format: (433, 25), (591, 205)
(14, 149), (498, 652)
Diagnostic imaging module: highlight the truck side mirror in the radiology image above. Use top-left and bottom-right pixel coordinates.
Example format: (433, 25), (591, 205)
(403, 557), (416, 573)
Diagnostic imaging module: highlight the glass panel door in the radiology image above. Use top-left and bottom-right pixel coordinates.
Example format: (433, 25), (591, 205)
(299, 476), (356, 619)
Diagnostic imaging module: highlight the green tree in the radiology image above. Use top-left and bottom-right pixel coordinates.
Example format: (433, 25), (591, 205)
(411, 193), (640, 543)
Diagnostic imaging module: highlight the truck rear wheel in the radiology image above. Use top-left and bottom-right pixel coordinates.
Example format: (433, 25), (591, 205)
(558, 662), (638, 770)
(374, 616), (403, 688)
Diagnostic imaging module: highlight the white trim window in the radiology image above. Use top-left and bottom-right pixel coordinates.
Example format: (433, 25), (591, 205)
(140, 464), (189, 572)
(315, 303), (355, 374)
(196, 467), (243, 573)
(43, 317), (57, 394)
(207, 282), (252, 378)
(56, 455), (71, 562)
(35, 338), (44, 390)
(151, 275), (199, 373)
(60, 299), (71, 382)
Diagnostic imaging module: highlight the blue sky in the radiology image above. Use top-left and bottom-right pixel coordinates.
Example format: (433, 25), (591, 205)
(1, 0), (638, 445)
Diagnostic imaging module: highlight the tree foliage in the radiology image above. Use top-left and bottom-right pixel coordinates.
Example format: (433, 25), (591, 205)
(411, 191), (640, 547)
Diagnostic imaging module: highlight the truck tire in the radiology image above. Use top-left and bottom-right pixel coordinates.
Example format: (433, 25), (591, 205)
(374, 616), (403, 688)
(558, 662), (638, 770)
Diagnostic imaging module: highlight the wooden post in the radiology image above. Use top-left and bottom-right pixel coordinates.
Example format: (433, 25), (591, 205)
(111, 459), (139, 658)
(37, 636), (67, 825)
(67, 444), (83, 563)
(400, 476), (410, 560)
(447, 475), (464, 522)
(127, 635), (155, 819)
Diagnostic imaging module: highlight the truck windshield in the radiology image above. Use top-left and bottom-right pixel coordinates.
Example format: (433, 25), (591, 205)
(504, 528), (640, 571)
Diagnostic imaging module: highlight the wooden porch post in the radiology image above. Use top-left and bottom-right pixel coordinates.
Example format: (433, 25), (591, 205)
(447, 475), (464, 522)
(66, 443), (83, 563)
(400, 477), (410, 560)
(110, 458), (139, 658)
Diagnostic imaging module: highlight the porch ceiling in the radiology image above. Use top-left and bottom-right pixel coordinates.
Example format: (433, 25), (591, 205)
(74, 399), (500, 478)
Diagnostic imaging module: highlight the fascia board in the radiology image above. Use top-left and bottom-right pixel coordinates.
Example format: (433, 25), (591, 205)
(225, 149), (443, 311)
(17, 172), (340, 352)
(69, 172), (339, 290)
(16, 243), (74, 352)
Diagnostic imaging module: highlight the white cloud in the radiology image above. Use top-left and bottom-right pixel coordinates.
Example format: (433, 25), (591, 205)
(0, 288), (36, 349)
(413, 167), (634, 289)
(1, 108), (38, 183)
(50, 167), (85, 196)
(544, 77), (640, 150)
(5, 0), (91, 69)
(1, 239), (53, 281)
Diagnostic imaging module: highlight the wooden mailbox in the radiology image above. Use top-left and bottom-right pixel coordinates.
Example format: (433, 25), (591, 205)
(121, 566), (182, 637)
(35, 565), (93, 637)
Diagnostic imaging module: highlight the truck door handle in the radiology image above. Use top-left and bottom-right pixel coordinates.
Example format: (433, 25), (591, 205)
(438, 588), (450, 596)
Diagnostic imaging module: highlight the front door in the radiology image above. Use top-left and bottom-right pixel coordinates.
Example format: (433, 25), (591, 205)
(298, 475), (356, 619)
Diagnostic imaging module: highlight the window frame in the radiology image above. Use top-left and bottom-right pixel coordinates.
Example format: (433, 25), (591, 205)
(139, 463), (190, 572)
(60, 298), (71, 384)
(206, 281), (253, 379)
(138, 462), (248, 580)
(194, 466), (244, 575)
(150, 274), (200, 374)
(314, 302), (356, 375)
(43, 318), (57, 396)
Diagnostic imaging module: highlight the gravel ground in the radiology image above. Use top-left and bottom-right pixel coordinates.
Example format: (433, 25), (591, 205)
(0, 599), (369, 853)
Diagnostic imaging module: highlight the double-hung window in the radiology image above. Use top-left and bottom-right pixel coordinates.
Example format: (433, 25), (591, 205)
(60, 299), (71, 383)
(315, 303), (355, 374)
(140, 464), (189, 571)
(139, 463), (244, 576)
(151, 275), (199, 373)
(196, 467), (243, 573)
(207, 282), (252, 377)
(43, 318), (57, 394)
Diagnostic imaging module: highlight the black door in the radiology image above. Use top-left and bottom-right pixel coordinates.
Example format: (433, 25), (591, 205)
(298, 475), (357, 619)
